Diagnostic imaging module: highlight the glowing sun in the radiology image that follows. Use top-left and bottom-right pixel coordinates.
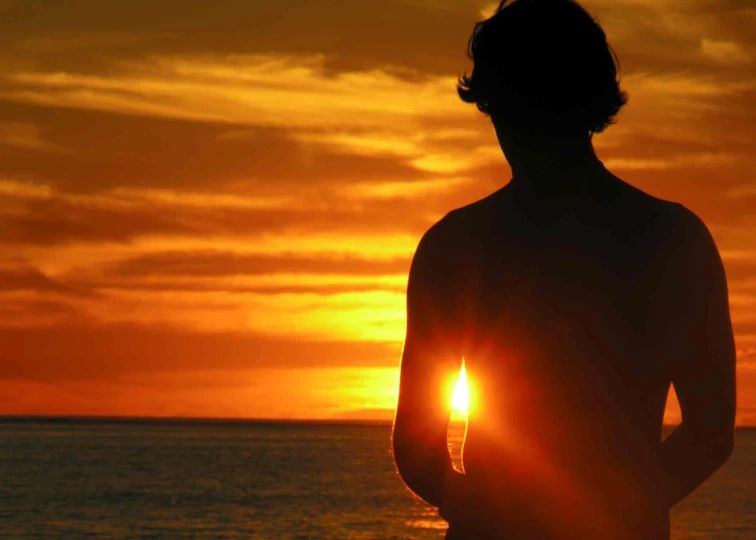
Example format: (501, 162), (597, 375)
(451, 364), (469, 416)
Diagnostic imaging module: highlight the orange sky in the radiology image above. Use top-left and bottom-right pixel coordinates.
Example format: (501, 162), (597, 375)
(0, 0), (755, 423)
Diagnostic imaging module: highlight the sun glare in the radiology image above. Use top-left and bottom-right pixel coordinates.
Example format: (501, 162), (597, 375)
(451, 364), (469, 417)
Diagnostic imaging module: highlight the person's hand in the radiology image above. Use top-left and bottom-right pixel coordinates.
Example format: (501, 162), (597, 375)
(439, 469), (469, 523)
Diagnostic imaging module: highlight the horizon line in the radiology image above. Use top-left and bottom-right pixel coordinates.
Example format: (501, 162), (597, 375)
(1, 414), (754, 429)
(0, 414), (394, 426)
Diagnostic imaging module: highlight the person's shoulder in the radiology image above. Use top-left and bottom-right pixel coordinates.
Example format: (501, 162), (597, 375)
(411, 204), (486, 277)
(670, 202), (711, 237)
(604, 175), (702, 237)
(616, 181), (719, 261)
(416, 197), (488, 246)
(668, 203), (719, 260)
(439, 187), (510, 234)
(606, 174), (678, 215)
(626, 185), (713, 246)
(413, 209), (466, 259)
(408, 211), (471, 296)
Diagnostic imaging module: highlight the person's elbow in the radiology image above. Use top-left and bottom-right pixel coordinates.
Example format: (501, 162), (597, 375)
(707, 430), (735, 465)
(689, 423), (735, 466)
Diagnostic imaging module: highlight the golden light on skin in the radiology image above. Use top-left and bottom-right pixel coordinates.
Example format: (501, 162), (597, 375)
(451, 364), (469, 418)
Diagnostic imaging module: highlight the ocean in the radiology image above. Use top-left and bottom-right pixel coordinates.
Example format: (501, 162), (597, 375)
(0, 419), (753, 539)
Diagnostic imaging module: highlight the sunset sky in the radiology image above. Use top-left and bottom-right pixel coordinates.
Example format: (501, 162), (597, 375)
(1, 0), (754, 423)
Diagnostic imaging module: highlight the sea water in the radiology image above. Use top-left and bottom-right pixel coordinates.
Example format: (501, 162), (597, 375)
(0, 419), (753, 538)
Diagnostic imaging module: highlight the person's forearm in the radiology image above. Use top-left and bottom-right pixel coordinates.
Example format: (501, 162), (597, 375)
(658, 422), (734, 508)
(438, 467), (469, 523)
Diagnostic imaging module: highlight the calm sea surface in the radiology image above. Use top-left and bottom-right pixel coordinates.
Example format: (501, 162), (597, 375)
(0, 419), (753, 538)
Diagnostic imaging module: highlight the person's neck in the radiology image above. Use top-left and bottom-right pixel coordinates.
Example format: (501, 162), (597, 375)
(501, 130), (601, 180)
(492, 122), (602, 182)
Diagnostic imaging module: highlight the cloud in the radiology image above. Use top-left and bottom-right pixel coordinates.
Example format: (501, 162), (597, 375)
(0, 263), (91, 296)
(0, 250), (408, 351)
(701, 38), (753, 64)
(603, 153), (737, 171)
(0, 296), (90, 327)
(0, 176), (458, 248)
(98, 251), (410, 279)
(585, 0), (756, 77)
(0, 178), (53, 198)
(0, 365), (402, 419)
(1, 54), (468, 129)
(0, 324), (403, 380)
(0, 0), (484, 76)
(1, 189), (204, 245)
(92, 288), (405, 341)
(0, 121), (63, 152)
(0, 104), (438, 193)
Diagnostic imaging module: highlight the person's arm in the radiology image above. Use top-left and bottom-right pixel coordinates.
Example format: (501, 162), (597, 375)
(392, 218), (465, 510)
(659, 209), (736, 508)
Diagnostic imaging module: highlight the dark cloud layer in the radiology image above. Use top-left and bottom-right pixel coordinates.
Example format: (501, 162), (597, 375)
(103, 251), (411, 278)
(1, 189), (444, 246)
(1, 0), (481, 76)
(0, 104), (432, 193)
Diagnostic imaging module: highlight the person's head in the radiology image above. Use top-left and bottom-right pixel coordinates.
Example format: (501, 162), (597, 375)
(458, 0), (627, 137)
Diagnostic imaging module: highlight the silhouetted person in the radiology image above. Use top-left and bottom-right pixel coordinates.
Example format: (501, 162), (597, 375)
(392, 1), (736, 538)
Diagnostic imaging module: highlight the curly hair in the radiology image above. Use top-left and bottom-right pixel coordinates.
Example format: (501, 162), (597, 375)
(457, 0), (627, 134)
